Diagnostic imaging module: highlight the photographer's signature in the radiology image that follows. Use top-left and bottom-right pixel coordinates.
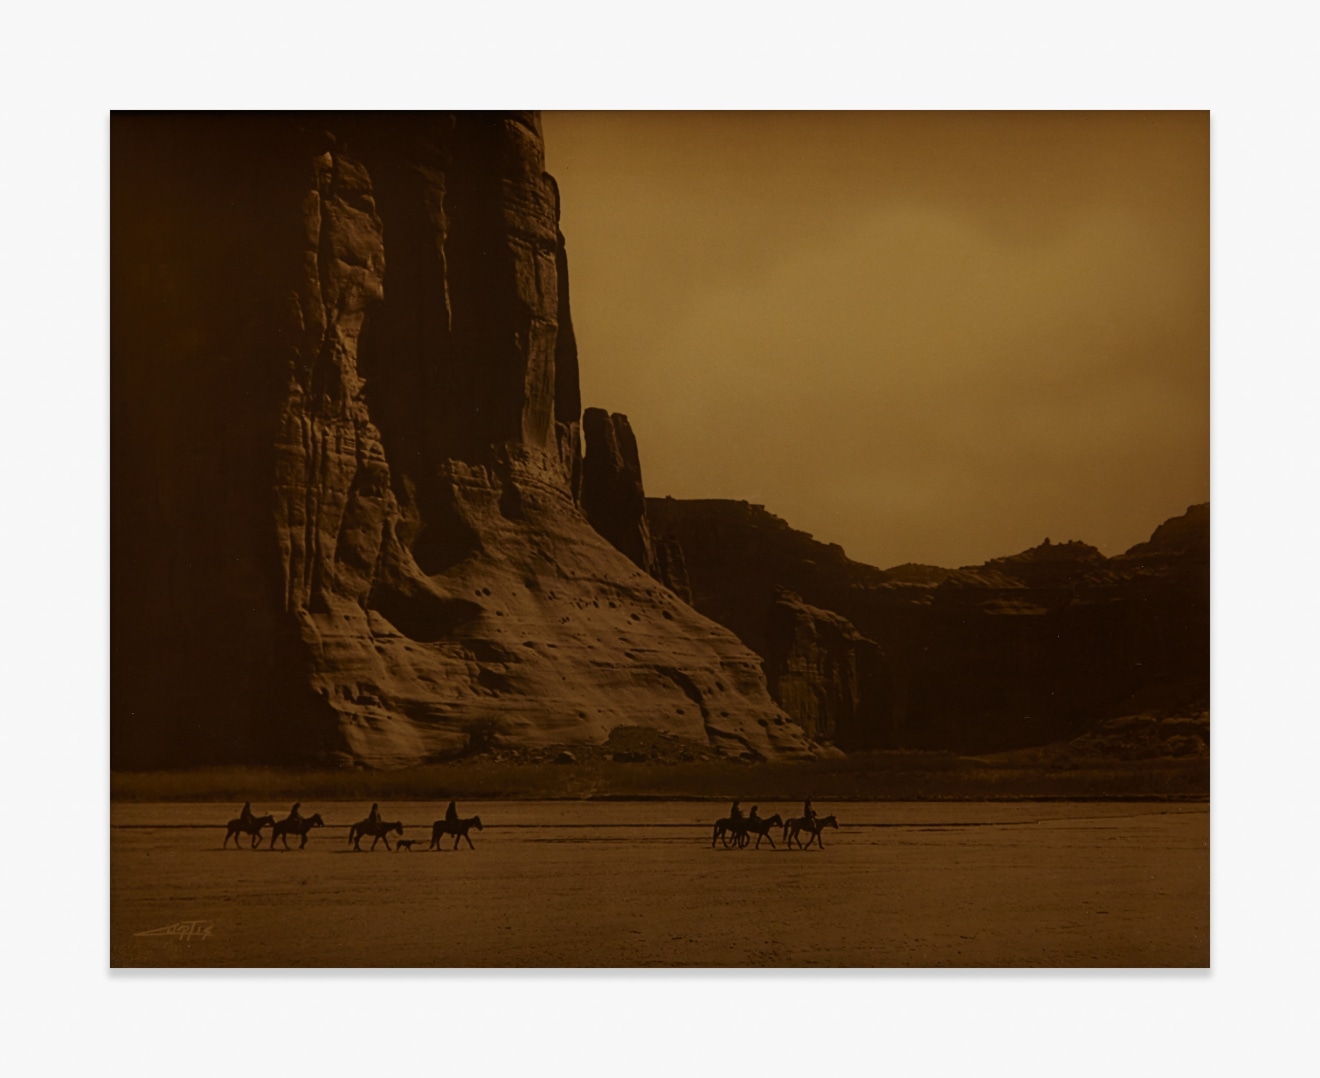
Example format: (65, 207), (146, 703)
(134, 920), (213, 941)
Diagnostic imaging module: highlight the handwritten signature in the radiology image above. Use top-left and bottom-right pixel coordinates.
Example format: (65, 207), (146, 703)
(134, 920), (214, 941)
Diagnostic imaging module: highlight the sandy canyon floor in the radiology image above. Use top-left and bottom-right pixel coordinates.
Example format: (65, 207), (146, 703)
(111, 800), (1208, 967)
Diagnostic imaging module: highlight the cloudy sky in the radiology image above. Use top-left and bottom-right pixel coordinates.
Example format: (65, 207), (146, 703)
(541, 112), (1208, 569)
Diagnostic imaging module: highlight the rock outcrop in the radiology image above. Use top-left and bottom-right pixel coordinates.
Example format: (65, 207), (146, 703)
(652, 538), (694, 604)
(647, 498), (892, 657)
(764, 591), (892, 749)
(581, 408), (655, 574)
(112, 112), (812, 768)
(579, 411), (696, 604)
(650, 499), (1209, 753)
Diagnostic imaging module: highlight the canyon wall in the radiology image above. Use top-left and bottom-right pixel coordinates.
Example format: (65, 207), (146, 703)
(649, 499), (1209, 753)
(112, 112), (811, 768)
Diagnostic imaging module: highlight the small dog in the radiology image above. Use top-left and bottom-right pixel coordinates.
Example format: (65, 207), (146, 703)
(395, 839), (416, 852)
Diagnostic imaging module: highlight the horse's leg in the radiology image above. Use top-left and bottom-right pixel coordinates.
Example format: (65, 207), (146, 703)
(463, 831), (475, 850)
(381, 834), (392, 851)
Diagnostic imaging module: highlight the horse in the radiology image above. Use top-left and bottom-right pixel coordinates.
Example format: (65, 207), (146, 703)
(783, 814), (839, 850)
(348, 818), (404, 851)
(711, 817), (742, 848)
(429, 816), (483, 850)
(738, 813), (784, 849)
(269, 813), (324, 850)
(224, 814), (274, 849)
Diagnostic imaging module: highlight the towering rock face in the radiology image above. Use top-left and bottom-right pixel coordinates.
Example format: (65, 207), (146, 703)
(112, 112), (811, 768)
(650, 499), (1209, 753)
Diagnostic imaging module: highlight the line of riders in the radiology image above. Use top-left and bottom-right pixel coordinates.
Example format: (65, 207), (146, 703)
(224, 797), (838, 852)
(224, 800), (483, 851)
(712, 799), (839, 850)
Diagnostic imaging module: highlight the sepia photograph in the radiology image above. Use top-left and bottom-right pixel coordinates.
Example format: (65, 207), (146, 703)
(8, 3), (1320, 1075)
(111, 109), (1209, 968)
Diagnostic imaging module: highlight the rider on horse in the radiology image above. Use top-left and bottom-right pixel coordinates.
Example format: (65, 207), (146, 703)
(445, 800), (459, 824)
(729, 800), (743, 823)
(239, 801), (254, 827)
(802, 799), (817, 827)
(367, 803), (382, 828)
(287, 802), (303, 826)
(748, 805), (761, 824)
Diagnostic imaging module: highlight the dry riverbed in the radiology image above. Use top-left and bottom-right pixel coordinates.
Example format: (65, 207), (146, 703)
(111, 800), (1208, 967)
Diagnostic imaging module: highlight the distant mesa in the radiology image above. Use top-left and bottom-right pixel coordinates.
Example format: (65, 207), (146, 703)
(648, 499), (1209, 754)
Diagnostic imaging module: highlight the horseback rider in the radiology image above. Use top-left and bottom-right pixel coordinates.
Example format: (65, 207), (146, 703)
(445, 800), (459, 824)
(239, 801), (254, 827)
(748, 805), (761, 824)
(287, 802), (303, 826)
(367, 802), (382, 828)
(729, 800), (743, 822)
(802, 798), (818, 827)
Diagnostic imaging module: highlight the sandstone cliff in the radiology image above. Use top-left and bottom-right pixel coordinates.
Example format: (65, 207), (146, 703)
(112, 113), (810, 768)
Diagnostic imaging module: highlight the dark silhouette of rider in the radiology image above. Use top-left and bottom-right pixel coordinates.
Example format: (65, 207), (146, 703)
(803, 798), (817, 825)
(748, 805), (761, 824)
(367, 802), (382, 828)
(445, 800), (459, 823)
(239, 801), (254, 826)
(729, 800), (743, 822)
(287, 802), (303, 825)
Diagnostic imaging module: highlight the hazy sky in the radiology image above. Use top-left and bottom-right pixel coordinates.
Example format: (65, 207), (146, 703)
(541, 112), (1208, 569)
